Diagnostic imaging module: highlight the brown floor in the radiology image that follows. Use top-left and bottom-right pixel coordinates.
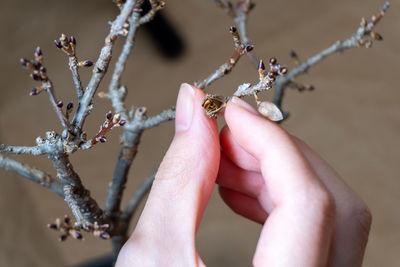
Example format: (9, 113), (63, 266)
(0, 0), (399, 266)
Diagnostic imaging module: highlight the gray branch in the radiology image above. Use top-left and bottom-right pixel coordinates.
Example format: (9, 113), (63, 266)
(43, 80), (72, 131)
(48, 153), (103, 228)
(142, 108), (176, 130)
(273, 2), (390, 108)
(121, 173), (155, 223)
(71, 0), (140, 132)
(0, 144), (44, 155)
(109, 12), (141, 118)
(69, 56), (84, 99)
(0, 154), (63, 197)
(104, 129), (142, 219)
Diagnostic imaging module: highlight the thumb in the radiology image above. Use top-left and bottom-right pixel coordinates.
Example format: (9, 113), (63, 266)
(131, 83), (220, 247)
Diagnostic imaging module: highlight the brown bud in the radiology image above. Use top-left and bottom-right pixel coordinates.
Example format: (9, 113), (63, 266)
(371, 32), (383, 41)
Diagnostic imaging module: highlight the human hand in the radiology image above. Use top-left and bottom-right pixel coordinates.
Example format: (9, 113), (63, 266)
(116, 83), (220, 267)
(217, 96), (372, 266)
(116, 83), (372, 267)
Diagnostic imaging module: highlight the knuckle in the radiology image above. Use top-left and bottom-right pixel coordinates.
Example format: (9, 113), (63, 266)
(346, 199), (373, 235)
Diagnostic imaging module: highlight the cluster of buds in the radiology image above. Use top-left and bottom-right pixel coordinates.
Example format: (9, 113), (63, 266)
(88, 222), (111, 240)
(251, 58), (287, 121)
(54, 34), (93, 67)
(357, 2), (389, 48)
(54, 34), (76, 57)
(47, 215), (83, 242)
(48, 216), (111, 242)
(91, 111), (127, 145)
(257, 57), (287, 90)
(20, 47), (48, 96)
(215, 0), (254, 18)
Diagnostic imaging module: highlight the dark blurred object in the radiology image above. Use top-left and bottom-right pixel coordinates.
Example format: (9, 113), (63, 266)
(141, 0), (184, 58)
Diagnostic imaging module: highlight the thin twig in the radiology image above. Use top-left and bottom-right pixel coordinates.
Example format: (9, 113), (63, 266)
(42, 79), (72, 131)
(72, 0), (141, 132)
(215, 0), (259, 68)
(0, 154), (63, 197)
(195, 26), (253, 90)
(0, 144), (44, 155)
(273, 2), (390, 108)
(109, 12), (142, 118)
(139, 0), (165, 25)
(69, 56), (84, 99)
(141, 108), (176, 130)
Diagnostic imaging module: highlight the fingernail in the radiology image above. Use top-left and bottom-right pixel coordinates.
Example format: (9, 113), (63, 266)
(231, 97), (259, 115)
(175, 83), (195, 132)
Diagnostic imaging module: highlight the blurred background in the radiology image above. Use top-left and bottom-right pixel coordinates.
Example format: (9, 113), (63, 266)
(0, 0), (399, 266)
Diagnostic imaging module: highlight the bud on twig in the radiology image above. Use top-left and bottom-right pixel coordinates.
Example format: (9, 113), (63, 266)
(78, 60), (93, 67)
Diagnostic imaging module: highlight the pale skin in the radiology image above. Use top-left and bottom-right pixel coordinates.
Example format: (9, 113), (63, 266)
(116, 83), (372, 267)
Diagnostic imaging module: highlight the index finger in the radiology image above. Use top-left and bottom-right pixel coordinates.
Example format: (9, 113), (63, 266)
(225, 97), (335, 267)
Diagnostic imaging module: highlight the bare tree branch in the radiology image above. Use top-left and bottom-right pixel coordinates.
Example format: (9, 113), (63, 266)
(104, 129), (142, 218)
(195, 26), (254, 90)
(42, 79), (72, 131)
(273, 2), (390, 108)
(0, 144), (44, 155)
(72, 0), (141, 132)
(69, 55), (84, 100)
(139, 0), (165, 25)
(142, 108), (176, 130)
(109, 12), (142, 117)
(49, 153), (103, 228)
(0, 154), (63, 197)
(121, 172), (155, 223)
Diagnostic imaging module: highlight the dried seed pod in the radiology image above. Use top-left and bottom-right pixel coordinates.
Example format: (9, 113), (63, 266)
(257, 101), (283, 121)
(202, 94), (227, 118)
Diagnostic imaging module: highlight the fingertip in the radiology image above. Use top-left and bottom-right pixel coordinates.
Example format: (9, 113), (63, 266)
(224, 97), (292, 160)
